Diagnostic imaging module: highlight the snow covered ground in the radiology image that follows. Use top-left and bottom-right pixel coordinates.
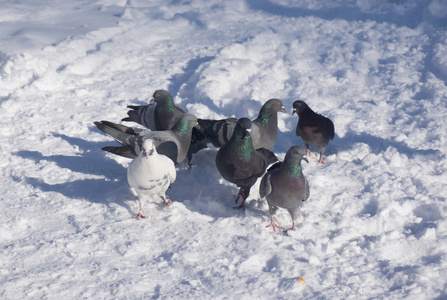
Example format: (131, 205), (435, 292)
(1, 0), (447, 298)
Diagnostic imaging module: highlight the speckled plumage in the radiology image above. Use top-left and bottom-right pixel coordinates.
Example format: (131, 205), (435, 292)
(260, 145), (309, 231)
(127, 139), (176, 219)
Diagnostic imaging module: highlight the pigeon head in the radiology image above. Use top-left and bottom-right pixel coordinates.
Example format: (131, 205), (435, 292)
(257, 99), (286, 125)
(237, 118), (252, 138)
(142, 139), (156, 157)
(292, 100), (309, 115)
(262, 99), (286, 114)
(173, 114), (198, 135)
(285, 145), (309, 164)
(150, 90), (173, 104)
(238, 117), (252, 129)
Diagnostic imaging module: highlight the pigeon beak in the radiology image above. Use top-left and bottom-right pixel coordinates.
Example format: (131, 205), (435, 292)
(303, 156), (309, 163)
(242, 128), (251, 139)
(292, 108), (297, 115)
(280, 106), (286, 113)
(143, 148), (154, 157)
(149, 98), (155, 104)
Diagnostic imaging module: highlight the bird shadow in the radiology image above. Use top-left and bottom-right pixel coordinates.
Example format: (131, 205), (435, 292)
(13, 132), (135, 214)
(168, 148), (246, 219)
(332, 130), (443, 159)
(278, 122), (443, 161)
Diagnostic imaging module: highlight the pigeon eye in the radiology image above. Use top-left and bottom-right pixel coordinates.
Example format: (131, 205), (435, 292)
(294, 151), (299, 154)
(276, 103), (280, 106)
(156, 93), (159, 97)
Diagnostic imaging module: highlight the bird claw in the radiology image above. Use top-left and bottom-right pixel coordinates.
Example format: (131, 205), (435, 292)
(233, 203), (245, 210)
(233, 192), (246, 209)
(283, 222), (296, 233)
(266, 218), (281, 231)
(164, 199), (173, 206)
(132, 212), (146, 220)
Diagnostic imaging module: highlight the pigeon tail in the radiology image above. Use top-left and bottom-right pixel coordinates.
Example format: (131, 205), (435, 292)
(94, 121), (137, 146)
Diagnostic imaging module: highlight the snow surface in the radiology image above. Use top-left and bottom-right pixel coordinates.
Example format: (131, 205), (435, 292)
(1, 0), (447, 298)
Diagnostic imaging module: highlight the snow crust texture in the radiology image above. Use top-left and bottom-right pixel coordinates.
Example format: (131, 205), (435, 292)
(1, 0), (447, 298)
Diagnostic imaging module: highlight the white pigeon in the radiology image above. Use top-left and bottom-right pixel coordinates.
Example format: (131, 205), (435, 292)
(127, 138), (176, 219)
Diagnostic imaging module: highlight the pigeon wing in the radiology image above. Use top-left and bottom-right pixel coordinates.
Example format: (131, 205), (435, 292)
(259, 172), (272, 198)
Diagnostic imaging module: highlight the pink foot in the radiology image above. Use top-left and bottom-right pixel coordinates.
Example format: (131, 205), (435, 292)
(283, 222), (296, 233)
(164, 198), (173, 206)
(306, 148), (311, 156)
(132, 212), (146, 220)
(317, 156), (325, 164)
(266, 217), (281, 231)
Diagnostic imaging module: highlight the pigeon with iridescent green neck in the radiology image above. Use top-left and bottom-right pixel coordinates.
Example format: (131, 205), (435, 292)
(94, 114), (198, 164)
(122, 90), (186, 131)
(260, 145), (309, 232)
(216, 118), (278, 209)
(199, 98), (286, 149)
(121, 89), (207, 168)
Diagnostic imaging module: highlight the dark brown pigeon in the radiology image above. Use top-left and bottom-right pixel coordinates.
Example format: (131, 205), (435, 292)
(260, 145), (309, 232)
(293, 100), (334, 163)
(215, 118), (278, 209)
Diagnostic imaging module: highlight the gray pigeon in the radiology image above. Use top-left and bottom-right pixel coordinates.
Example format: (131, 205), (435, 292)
(199, 98), (286, 150)
(94, 114), (198, 164)
(215, 118), (278, 209)
(121, 89), (207, 168)
(293, 100), (335, 163)
(122, 90), (186, 131)
(127, 138), (176, 219)
(259, 145), (309, 231)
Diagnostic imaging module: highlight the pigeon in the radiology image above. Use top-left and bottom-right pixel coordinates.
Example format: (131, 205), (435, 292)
(259, 145), (309, 231)
(127, 138), (176, 219)
(94, 114), (198, 164)
(293, 100), (335, 163)
(122, 90), (186, 131)
(121, 89), (207, 168)
(215, 118), (278, 209)
(199, 98), (286, 150)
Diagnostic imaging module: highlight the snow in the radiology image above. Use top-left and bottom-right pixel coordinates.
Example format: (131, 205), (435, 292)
(1, 0), (447, 298)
